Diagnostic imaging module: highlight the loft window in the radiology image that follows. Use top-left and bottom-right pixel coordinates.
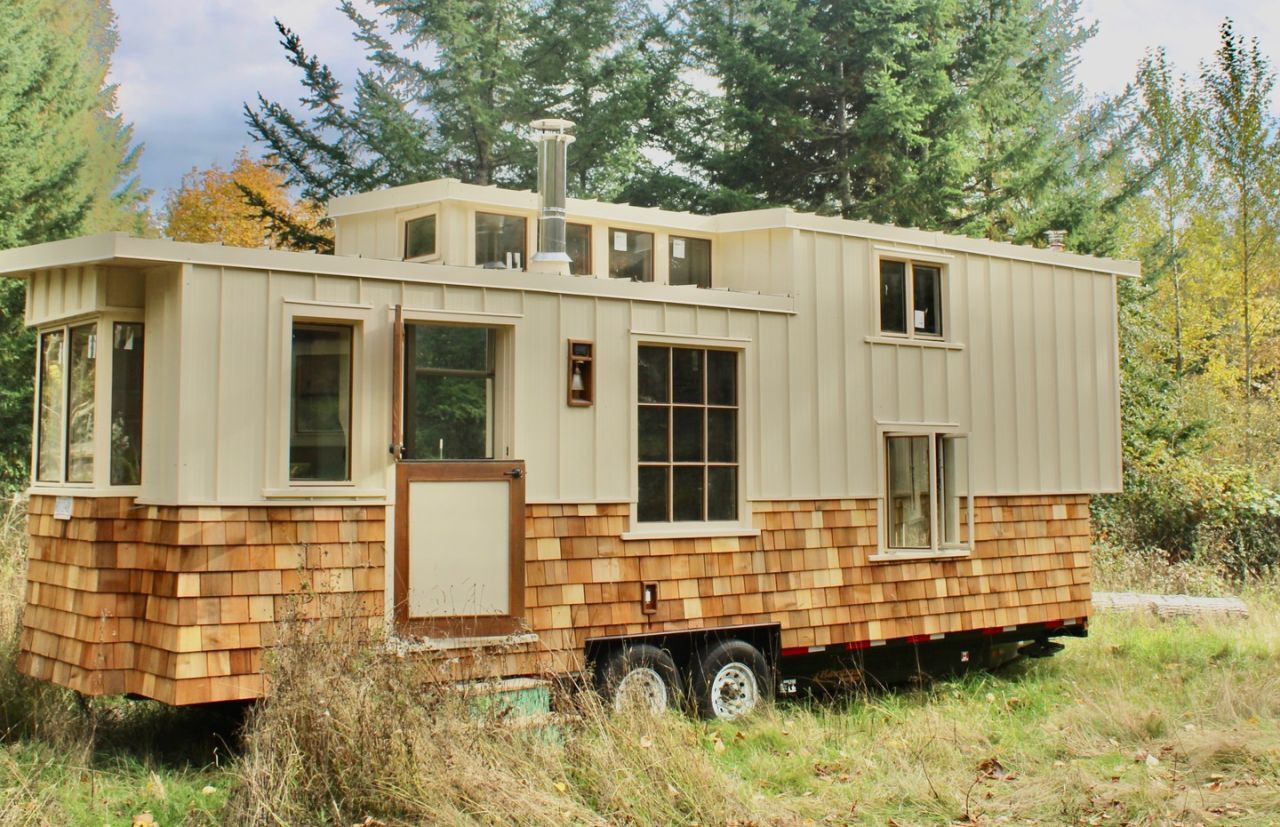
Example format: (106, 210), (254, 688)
(609, 229), (653, 282)
(566, 222), (591, 275)
(36, 330), (66, 482)
(403, 324), (496, 460)
(884, 433), (969, 552)
(669, 236), (711, 288)
(475, 212), (526, 270)
(637, 345), (738, 523)
(290, 324), (353, 481)
(404, 214), (437, 260)
(110, 323), (144, 485)
(880, 259), (943, 337)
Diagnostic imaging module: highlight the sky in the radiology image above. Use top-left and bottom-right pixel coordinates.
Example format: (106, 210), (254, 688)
(111, 0), (1280, 204)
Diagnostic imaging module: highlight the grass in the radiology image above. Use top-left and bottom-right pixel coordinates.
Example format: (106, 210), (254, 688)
(2, 495), (1280, 824)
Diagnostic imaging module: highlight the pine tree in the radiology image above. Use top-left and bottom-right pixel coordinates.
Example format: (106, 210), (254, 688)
(246, 0), (675, 216)
(0, 0), (143, 492)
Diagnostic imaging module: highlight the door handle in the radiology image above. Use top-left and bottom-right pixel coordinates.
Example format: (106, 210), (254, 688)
(505, 467), (524, 479)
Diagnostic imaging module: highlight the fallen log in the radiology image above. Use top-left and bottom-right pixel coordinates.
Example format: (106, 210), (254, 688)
(1092, 591), (1249, 620)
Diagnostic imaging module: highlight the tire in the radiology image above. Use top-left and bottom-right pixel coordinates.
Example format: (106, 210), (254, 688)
(690, 639), (773, 720)
(599, 644), (683, 714)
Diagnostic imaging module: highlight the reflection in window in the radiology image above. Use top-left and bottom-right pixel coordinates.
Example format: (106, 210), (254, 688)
(886, 435), (931, 549)
(404, 214), (437, 259)
(637, 345), (737, 522)
(880, 259), (944, 337)
(475, 212), (526, 270)
(669, 236), (711, 288)
(290, 324), (353, 481)
(404, 324), (495, 460)
(609, 229), (653, 281)
(566, 223), (591, 275)
(66, 324), (96, 483)
(36, 330), (65, 482)
(111, 323), (144, 485)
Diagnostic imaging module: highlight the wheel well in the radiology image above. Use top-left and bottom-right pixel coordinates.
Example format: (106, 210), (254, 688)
(585, 624), (781, 685)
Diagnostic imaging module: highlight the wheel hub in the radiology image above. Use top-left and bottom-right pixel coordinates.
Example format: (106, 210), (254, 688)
(614, 667), (669, 713)
(710, 662), (758, 719)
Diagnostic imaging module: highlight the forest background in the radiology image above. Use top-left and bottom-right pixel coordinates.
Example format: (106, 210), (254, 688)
(3, 0), (1279, 578)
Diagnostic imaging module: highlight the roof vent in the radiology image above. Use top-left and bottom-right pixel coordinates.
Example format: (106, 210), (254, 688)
(529, 118), (575, 274)
(1045, 229), (1067, 252)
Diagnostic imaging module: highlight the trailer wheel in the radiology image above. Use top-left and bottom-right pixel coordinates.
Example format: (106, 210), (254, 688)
(691, 640), (772, 720)
(600, 644), (682, 714)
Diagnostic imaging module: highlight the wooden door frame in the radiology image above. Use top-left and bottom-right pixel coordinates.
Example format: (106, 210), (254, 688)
(394, 460), (526, 638)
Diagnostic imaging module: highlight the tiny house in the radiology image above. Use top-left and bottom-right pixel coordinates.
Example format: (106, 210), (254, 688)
(0, 123), (1135, 715)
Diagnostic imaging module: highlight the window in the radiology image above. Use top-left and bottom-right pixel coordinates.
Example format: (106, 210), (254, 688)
(475, 212), (526, 270)
(289, 324), (353, 481)
(65, 325), (96, 482)
(110, 323), (144, 485)
(880, 259), (943, 337)
(404, 214), (437, 260)
(403, 324), (496, 460)
(637, 345), (738, 523)
(609, 229), (653, 282)
(669, 236), (711, 288)
(36, 330), (66, 483)
(884, 433), (969, 552)
(566, 222), (591, 275)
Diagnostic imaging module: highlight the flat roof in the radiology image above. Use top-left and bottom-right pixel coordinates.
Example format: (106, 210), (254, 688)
(327, 178), (1141, 278)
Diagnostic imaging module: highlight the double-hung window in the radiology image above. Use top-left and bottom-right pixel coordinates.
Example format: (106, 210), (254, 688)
(880, 259), (943, 338)
(637, 345), (738, 523)
(884, 433), (969, 552)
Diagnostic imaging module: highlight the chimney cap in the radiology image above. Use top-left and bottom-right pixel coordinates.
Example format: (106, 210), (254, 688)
(530, 118), (575, 135)
(1045, 229), (1067, 251)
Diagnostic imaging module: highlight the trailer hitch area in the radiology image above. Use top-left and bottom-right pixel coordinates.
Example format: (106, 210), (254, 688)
(1019, 638), (1065, 659)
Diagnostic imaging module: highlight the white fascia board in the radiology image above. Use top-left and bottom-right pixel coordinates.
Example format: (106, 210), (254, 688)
(0, 233), (795, 315)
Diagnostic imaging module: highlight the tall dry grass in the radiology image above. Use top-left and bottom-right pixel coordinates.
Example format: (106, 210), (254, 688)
(229, 608), (768, 826)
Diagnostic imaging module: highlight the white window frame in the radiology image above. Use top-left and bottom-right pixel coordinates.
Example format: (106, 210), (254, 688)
(399, 207), (441, 263)
(872, 422), (973, 561)
(875, 252), (950, 342)
(624, 332), (758, 540)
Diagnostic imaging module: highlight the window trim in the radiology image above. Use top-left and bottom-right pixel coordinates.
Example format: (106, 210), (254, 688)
(629, 334), (752, 536)
(873, 423), (973, 560)
(876, 256), (947, 341)
(31, 311), (144, 491)
(399, 207), (441, 262)
(274, 301), (371, 493)
(608, 227), (655, 282)
(473, 210), (530, 271)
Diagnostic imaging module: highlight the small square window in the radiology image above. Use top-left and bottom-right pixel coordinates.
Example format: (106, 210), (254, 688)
(404, 214), (437, 260)
(880, 260), (944, 338)
(609, 229), (653, 281)
(476, 213), (527, 270)
(669, 236), (711, 288)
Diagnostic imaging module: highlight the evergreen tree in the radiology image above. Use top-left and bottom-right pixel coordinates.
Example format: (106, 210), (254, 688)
(246, 0), (674, 216)
(0, 0), (143, 492)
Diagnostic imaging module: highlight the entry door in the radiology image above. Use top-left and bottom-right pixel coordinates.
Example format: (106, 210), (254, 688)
(391, 315), (524, 637)
(393, 461), (525, 637)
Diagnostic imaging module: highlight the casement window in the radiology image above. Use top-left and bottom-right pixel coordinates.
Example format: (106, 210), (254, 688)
(404, 213), (437, 260)
(884, 433), (970, 552)
(402, 324), (497, 460)
(475, 212), (527, 270)
(609, 228), (653, 282)
(289, 323), (353, 481)
(880, 259), (943, 338)
(566, 222), (591, 275)
(35, 318), (145, 486)
(669, 236), (711, 288)
(637, 345), (738, 523)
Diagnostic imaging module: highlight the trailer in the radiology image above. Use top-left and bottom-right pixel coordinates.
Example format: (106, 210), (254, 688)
(1, 122), (1131, 717)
